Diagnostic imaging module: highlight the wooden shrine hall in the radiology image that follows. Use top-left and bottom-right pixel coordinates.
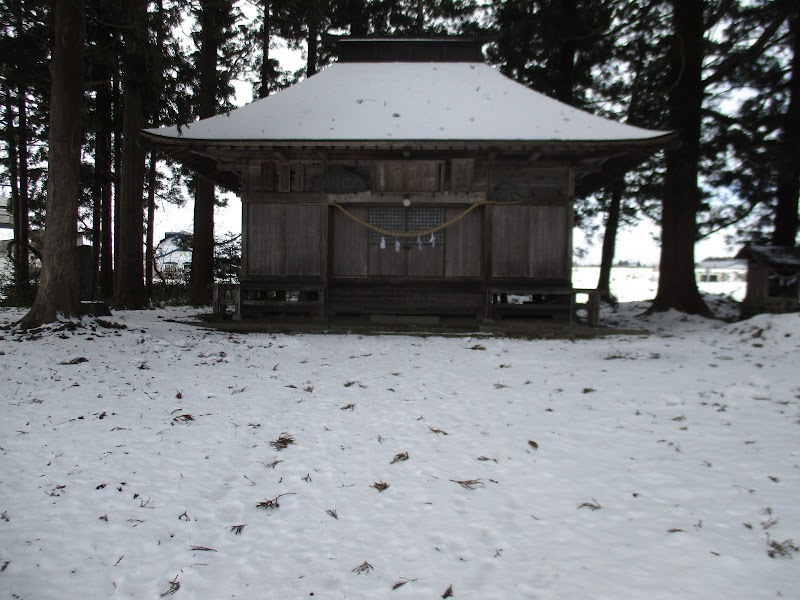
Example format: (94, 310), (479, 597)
(142, 37), (674, 327)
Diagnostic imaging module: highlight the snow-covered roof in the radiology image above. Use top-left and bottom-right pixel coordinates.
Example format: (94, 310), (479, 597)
(143, 62), (670, 144)
(738, 244), (800, 269)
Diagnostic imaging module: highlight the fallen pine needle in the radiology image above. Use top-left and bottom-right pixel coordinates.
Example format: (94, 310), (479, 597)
(371, 480), (390, 492)
(352, 561), (373, 574)
(390, 452), (409, 464)
(392, 578), (418, 590)
(269, 433), (295, 450)
(256, 492), (296, 509)
(160, 576), (180, 597)
(451, 479), (484, 490)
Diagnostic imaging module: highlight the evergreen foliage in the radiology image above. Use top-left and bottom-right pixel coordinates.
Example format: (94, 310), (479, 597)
(0, 0), (797, 319)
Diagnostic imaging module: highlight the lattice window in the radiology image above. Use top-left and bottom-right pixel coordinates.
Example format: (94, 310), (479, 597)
(368, 207), (445, 248)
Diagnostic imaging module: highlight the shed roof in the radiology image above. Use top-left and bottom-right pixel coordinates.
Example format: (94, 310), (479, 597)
(143, 61), (670, 144)
(737, 244), (800, 270)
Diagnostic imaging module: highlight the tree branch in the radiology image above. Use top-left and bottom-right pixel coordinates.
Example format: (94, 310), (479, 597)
(703, 9), (788, 88)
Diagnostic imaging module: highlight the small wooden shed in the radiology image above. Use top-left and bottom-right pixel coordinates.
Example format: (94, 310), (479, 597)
(142, 37), (673, 324)
(737, 244), (800, 318)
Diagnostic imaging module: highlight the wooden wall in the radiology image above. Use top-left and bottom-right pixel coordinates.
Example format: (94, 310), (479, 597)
(241, 157), (573, 288)
(490, 205), (569, 279)
(246, 204), (324, 277)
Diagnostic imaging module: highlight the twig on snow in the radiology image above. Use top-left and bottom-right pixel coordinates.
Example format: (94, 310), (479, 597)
(451, 479), (484, 490)
(352, 561), (373, 574)
(269, 433), (295, 450)
(160, 576), (180, 597)
(256, 493), (296, 509)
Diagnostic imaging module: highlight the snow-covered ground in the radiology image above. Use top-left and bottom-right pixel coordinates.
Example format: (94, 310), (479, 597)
(1, 280), (798, 599)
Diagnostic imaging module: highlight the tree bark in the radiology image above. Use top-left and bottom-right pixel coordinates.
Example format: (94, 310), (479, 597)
(113, 0), (148, 309)
(20, 0), (85, 328)
(553, 0), (577, 105)
(113, 69), (122, 287)
(259, 0), (271, 98)
(190, 0), (224, 305)
(145, 151), (156, 298)
(12, 0), (30, 298)
(96, 70), (114, 298)
(348, 0), (368, 36)
(145, 0), (165, 301)
(772, 8), (800, 247)
(307, 18), (318, 77)
(15, 83), (30, 297)
(597, 181), (623, 304)
(4, 86), (22, 294)
(649, 0), (711, 316)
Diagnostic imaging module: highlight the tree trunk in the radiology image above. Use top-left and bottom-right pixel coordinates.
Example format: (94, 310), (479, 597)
(97, 72), (114, 298)
(145, 0), (165, 301)
(597, 181), (623, 304)
(649, 0), (710, 316)
(145, 151), (157, 298)
(113, 69), (122, 285)
(113, 0), (148, 309)
(260, 0), (271, 98)
(15, 82), (30, 298)
(4, 86), (22, 293)
(554, 0), (577, 105)
(772, 9), (800, 247)
(190, 0), (223, 306)
(348, 0), (368, 36)
(307, 18), (318, 77)
(20, 0), (85, 328)
(191, 178), (215, 304)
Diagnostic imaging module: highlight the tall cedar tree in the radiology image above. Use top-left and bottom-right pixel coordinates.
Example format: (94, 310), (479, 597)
(114, 0), (148, 309)
(773, 7), (799, 246)
(190, 0), (236, 305)
(489, 0), (614, 107)
(652, 0), (709, 315)
(652, 0), (788, 314)
(594, 1), (672, 301)
(1, 0), (50, 300)
(86, 0), (118, 298)
(20, 0), (84, 328)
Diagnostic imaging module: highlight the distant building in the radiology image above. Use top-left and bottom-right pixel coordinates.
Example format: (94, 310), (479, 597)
(0, 196), (12, 229)
(154, 232), (192, 283)
(695, 258), (747, 284)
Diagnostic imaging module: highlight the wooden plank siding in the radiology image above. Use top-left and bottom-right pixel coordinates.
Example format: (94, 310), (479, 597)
(246, 203), (323, 277)
(239, 155), (578, 321)
(491, 205), (569, 279)
(330, 206), (369, 276)
(444, 207), (482, 277)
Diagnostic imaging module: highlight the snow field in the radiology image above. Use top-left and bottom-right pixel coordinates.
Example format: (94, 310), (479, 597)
(0, 306), (798, 599)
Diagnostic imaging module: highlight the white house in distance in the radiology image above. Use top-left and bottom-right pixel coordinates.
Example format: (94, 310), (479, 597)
(0, 196), (12, 230)
(153, 232), (192, 283)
